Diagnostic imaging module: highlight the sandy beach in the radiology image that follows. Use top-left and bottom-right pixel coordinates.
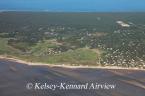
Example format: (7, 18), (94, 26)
(0, 55), (145, 70)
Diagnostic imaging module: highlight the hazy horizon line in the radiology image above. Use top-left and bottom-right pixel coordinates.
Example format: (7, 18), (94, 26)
(1, 10), (145, 13)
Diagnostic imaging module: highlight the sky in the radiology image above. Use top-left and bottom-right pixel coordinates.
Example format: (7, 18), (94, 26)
(0, 0), (145, 12)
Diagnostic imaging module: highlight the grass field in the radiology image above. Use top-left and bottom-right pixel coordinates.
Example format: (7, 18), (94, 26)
(0, 38), (100, 65)
(0, 38), (20, 54)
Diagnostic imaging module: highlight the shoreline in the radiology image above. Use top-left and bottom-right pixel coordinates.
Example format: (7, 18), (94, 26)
(0, 55), (145, 70)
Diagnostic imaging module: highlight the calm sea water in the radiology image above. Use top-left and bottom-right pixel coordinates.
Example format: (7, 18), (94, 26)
(0, 59), (145, 96)
(0, 0), (145, 12)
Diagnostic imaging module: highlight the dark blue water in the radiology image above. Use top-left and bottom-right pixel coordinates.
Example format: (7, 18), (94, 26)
(0, 0), (145, 12)
(0, 59), (145, 96)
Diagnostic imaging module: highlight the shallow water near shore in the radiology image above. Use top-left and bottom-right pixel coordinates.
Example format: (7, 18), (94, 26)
(0, 59), (145, 96)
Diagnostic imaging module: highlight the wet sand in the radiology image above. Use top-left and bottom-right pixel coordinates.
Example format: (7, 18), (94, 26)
(0, 59), (145, 96)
